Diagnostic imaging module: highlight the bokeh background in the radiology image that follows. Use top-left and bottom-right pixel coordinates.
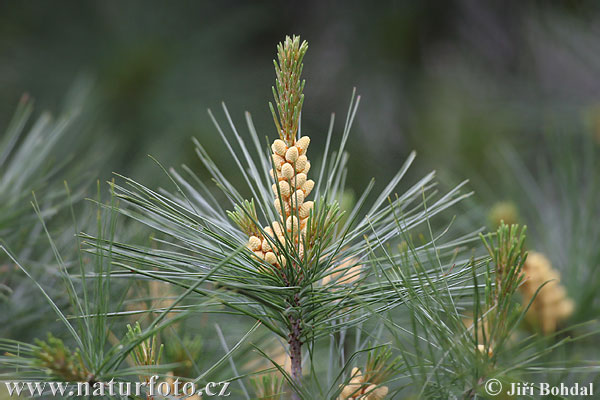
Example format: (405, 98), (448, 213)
(2, 0), (600, 187)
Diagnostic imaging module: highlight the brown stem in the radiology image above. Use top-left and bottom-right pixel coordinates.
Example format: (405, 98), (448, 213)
(282, 263), (303, 400)
(287, 289), (302, 400)
(289, 320), (302, 400)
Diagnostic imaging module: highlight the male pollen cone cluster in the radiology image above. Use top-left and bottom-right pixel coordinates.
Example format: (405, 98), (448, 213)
(244, 35), (313, 270)
(247, 136), (314, 268)
(520, 251), (574, 334)
(338, 367), (388, 400)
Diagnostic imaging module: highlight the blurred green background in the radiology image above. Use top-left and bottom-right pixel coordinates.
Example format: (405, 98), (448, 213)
(3, 0), (600, 189)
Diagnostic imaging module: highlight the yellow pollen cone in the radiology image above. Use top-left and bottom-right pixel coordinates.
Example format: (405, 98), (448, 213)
(295, 155), (308, 172)
(296, 136), (310, 154)
(282, 163), (295, 179)
(302, 161), (311, 174)
(294, 173), (307, 188)
(264, 251), (277, 265)
(271, 139), (287, 156)
(299, 201), (313, 219)
(248, 236), (262, 251)
(302, 180), (314, 196)
(285, 146), (299, 163)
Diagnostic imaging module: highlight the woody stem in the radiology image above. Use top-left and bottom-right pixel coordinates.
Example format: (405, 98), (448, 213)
(288, 292), (302, 400)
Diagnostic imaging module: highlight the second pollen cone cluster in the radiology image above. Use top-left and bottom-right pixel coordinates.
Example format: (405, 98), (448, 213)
(520, 251), (574, 334)
(246, 136), (314, 268)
